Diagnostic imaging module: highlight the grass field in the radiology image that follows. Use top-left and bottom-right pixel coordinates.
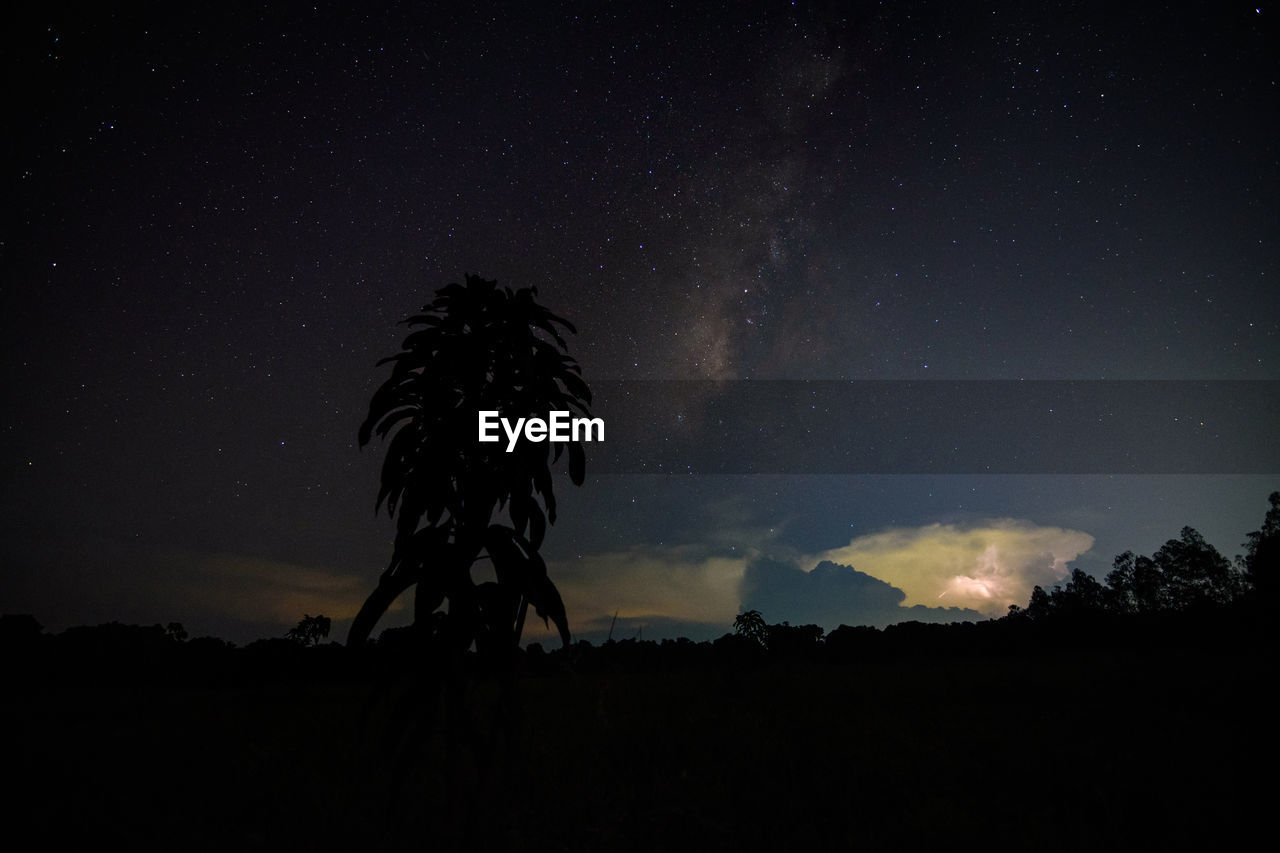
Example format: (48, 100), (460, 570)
(5, 645), (1266, 851)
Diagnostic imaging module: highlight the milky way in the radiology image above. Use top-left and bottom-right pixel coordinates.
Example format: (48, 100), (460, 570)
(3, 2), (1276, 642)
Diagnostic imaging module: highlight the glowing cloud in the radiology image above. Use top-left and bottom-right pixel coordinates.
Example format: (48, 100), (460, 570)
(810, 521), (1095, 616)
(525, 519), (1093, 641)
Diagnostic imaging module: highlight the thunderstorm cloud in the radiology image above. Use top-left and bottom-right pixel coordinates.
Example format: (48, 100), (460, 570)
(531, 518), (1093, 641)
(810, 521), (1095, 617)
(740, 557), (981, 629)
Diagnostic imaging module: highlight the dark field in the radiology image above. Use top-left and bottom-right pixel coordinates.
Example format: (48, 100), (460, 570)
(5, 644), (1267, 851)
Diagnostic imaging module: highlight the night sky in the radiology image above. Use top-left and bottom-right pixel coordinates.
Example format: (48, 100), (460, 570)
(4, 1), (1277, 645)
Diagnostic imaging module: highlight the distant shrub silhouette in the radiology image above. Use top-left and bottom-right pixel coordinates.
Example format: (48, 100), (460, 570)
(285, 614), (330, 646)
(764, 621), (824, 657)
(733, 609), (768, 649)
(824, 624), (881, 660)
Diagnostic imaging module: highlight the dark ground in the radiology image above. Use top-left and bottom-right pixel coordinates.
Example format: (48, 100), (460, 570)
(4, 642), (1268, 851)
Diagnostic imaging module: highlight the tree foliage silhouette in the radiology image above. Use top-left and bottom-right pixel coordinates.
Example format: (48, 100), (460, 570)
(1050, 568), (1108, 616)
(286, 614), (330, 646)
(733, 609), (768, 649)
(348, 274), (590, 656)
(1242, 491), (1280, 603)
(1015, 507), (1263, 620)
(765, 621), (825, 656)
(1105, 551), (1164, 614)
(1149, 526), (1243, 609)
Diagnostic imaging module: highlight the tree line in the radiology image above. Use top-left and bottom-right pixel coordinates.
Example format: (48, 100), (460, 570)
(3, 490), (1275, 682)
(1010, 491), (1278, 621)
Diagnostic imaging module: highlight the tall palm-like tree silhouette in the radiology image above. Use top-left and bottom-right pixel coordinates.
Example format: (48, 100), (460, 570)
(349, 274), (590, 655)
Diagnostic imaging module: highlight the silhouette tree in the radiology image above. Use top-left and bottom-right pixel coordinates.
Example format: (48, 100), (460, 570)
(1151, 527), (1243, 610)
(1054, 568), (1109, 615)
(1241, 491), (1280, 603)
(764, 621), (824, 656)
(286, 614), (331, 646)
(349, 274), (591, 657)
(1025, 585), (1053, 619)
(733, 609), (768, 649)
(1014, 504), (1268, 628)
(1105, 551), (1163, 614)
